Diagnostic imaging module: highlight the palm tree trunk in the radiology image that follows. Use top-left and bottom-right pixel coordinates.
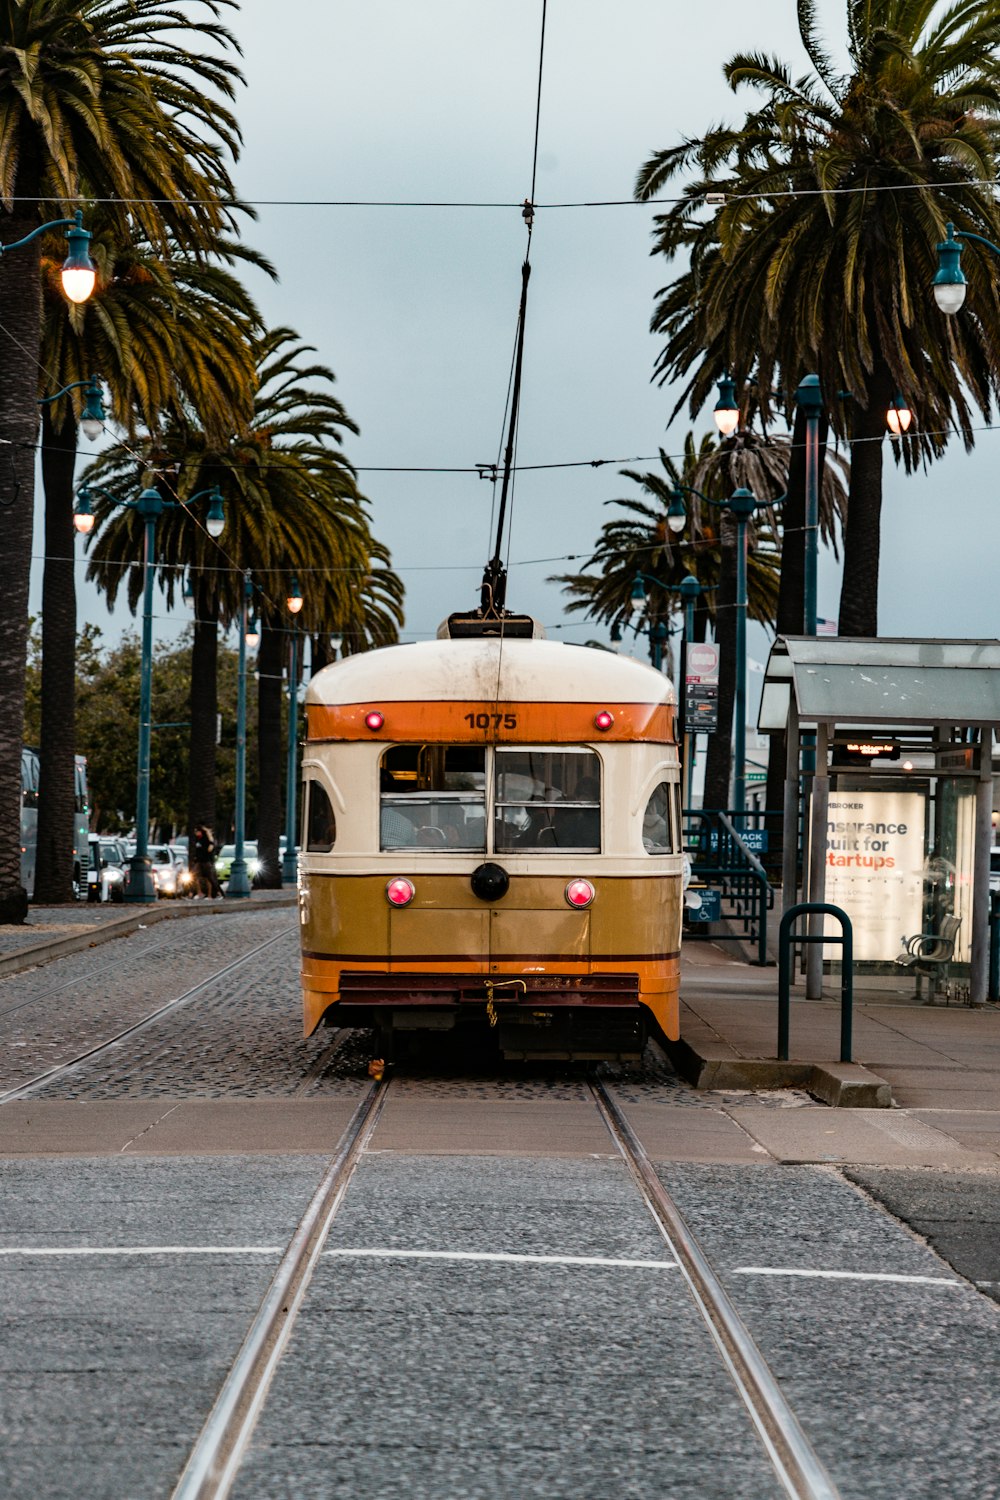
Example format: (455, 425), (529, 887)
(188, 574), (219, 844)
(704, 515), (737, 810)
(255, 612), (284, 889)
(0, 163), (43, 923)
(838, 364), (892, 637)
(34, 406), (79, 903)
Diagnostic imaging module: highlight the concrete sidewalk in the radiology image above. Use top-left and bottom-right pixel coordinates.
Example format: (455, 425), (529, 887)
(676, 939), (1000, 1112)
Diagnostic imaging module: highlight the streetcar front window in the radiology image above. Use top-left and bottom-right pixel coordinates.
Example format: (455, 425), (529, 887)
(380, 745), (486, 851)
(494, 748), (600, 852)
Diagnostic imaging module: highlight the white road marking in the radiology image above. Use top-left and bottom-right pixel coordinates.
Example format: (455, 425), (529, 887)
(733, 1265), (961, 1286)
(322, 1247), (680, 1268)
(0, 1247), (962, 1286)
(0, 1246), (282, 1257)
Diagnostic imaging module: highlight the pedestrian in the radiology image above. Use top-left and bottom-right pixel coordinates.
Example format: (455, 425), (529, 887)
(192, 823), (222, 898)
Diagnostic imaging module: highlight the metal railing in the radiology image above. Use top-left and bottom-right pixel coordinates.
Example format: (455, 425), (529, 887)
(683, 808), (774, 966)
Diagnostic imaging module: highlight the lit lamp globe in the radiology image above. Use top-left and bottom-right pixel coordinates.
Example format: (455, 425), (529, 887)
(245, 617), (260, 650)
(287, 577), (304, 614)
(72, 493), (95, 535)
(886, 394), (912, 436)
(712, 373), (740, 437)
(60, 214), (97, 305)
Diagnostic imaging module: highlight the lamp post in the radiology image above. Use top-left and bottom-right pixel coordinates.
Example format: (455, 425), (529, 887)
(628, 570), (711, 811)
(794, 374), (823, 637)
(666, 484), (759, 816)
(226, 572), (255, 900)
(74, 482), (225, 902)
(282, 574), (304, 885)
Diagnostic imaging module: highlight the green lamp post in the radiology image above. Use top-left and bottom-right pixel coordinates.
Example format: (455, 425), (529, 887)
(664, 484), (760, 816)
(75, 481), (225, 901)
(282, 574), (304, 885)
(226, 572), (256, 900)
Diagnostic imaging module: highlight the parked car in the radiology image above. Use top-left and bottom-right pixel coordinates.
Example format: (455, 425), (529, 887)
(87, 835), (127, 903)
(215, 841), (260, 885)
(148, 844), (194, 899)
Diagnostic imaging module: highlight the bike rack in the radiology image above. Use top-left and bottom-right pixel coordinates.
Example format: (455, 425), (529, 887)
(778, 902), (854, 1063)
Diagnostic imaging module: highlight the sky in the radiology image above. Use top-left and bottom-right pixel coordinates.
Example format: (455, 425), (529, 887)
(32, 0), (1000, 676)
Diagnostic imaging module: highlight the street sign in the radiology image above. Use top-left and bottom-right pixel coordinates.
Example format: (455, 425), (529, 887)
(684, 642), (720, 736)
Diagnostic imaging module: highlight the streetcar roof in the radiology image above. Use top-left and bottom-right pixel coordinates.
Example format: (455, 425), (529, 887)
(306, 637), (675, 706)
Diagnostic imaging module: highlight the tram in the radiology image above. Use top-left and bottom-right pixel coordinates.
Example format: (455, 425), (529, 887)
(297, 615), (684, 1061)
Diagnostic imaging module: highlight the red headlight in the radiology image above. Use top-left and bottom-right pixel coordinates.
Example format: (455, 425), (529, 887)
(565, 878), (595, 908)
(386, 877), (415, 907)
(365, 710), (385, 731)
(594, 711), (614, 731)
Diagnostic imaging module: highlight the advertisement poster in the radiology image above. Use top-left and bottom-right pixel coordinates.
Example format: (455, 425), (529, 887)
(822, 791), (926, 961)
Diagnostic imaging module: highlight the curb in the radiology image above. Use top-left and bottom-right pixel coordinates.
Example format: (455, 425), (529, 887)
(0, 894), (297, 980)
(665, 1035), (893, 1109)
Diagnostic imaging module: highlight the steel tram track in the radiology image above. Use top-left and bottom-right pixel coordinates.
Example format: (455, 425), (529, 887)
(0, 925), (296, 1105)
(591, 1076), (841, 1500)
(0, 932), (176, 1023)
(160, 1065), (841, 1500)
(170, 1075), (390, 1500)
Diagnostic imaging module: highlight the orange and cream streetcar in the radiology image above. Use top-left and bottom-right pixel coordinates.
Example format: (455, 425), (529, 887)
(297, 611), (684, 1061)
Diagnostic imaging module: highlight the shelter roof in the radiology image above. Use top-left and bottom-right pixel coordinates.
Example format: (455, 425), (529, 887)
(758, 637), (1000, 730)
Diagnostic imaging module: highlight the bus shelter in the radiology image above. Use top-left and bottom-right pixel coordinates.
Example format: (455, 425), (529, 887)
(758, 637), (1000, 1004)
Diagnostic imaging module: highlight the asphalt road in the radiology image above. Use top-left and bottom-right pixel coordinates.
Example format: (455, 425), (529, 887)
(0, 911), (998, 1499)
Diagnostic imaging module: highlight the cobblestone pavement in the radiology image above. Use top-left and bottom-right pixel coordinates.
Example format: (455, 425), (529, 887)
(0, 908), (815, 1109)
(0, 911), (319, 1097)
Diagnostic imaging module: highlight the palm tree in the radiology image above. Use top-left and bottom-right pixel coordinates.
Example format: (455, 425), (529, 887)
(33, 226), (269, 901)
(554, 434), (785, 807)
(635, 0), (1000, 638)
(0, 0), (246, 920)
(83, 329), (404, 883)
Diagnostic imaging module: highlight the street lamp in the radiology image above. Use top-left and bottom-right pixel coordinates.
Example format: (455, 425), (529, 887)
(0, 209), (97, 303)
(226, 573), (255, 900)
(712, 373), (740, 437)
(40, 374), (106, 439)
(282, 574), (303, 885)
(932, 222), (970, 313)
(666, 483), (759, 816)
(74, 481), (225, 901)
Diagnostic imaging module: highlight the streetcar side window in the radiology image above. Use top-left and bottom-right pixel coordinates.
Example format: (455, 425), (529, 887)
(305, 781), (336, 852)
(379, 745), (486, 851)
(642, 782), (675, 854)
(494, 748), (600, 852)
